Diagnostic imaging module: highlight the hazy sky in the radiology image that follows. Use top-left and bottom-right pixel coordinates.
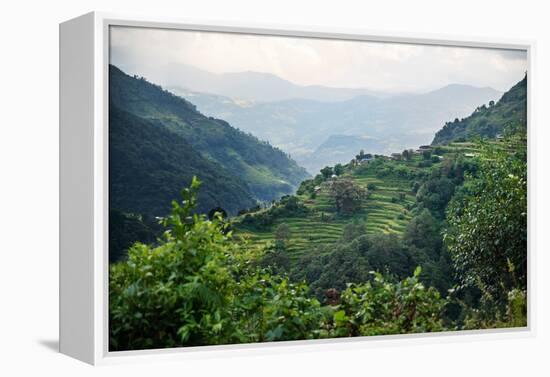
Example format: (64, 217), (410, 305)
(110, 26), (527, 93)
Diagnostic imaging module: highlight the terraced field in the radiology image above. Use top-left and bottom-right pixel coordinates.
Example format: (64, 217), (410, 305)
(440, 141), (505, 155)
(234, 158), (419, 262)
(233, 139), (498, 262)
(439, 142), (480, 155)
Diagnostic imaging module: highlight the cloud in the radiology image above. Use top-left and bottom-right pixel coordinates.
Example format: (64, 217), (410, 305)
(110, 26), (527, 93)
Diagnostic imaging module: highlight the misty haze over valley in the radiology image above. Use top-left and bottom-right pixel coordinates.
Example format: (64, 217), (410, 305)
(156, 64), (502, 174)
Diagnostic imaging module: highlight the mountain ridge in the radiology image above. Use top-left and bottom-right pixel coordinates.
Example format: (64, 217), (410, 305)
(109, 65), (310, 213)
(431, 75), (526, 145)
(170, 83), (502, 174)
(116, 62), (392, 102)
(109, 105), (257, 216)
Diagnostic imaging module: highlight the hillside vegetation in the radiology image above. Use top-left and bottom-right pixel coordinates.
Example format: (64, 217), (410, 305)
(109, 73), (528, 350)
(110, 106), (256, 217)
(235, 156), (422, 261)
(109, 65), (309, 209)
(233, 142), (480, 294)
(109, 133), (527, 350)
(432, 75), (526, 145)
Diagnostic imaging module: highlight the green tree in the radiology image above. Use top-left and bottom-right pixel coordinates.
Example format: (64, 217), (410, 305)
(341, 220), (366, 243)
(109, 177), (238, 349)
(283, 195), (299, 211)
(320, 166), (334, 179)
(274, 223), (291, 244)
(109, 177), (325, 350)
(404, 209), (441, 259)
(445, 137), (527, 302)
(329, 177), (367, 214)
(334, 163), (345, 176)
(260, 243), (291, 274)
(415, 176), (455, 217)
(330, 268), (446, 337)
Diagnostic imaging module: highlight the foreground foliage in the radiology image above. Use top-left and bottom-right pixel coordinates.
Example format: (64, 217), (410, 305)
(445, 135), (527, 326)
(445, 136), (527, 297)
(329, 267), (445, 337)
(109, 178), (448, 350)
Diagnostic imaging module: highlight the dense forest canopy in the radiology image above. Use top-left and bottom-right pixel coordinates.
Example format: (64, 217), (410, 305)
(109, 105), (256, 216)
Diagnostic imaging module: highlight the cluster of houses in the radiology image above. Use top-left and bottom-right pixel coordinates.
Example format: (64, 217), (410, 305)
(390, 145), (434, 160)
(348, 134), (505, 169)
(351, 144), (446, 165)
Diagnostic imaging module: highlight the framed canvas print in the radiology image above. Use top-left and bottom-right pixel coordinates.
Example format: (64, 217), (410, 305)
(59, 12), (533, 365)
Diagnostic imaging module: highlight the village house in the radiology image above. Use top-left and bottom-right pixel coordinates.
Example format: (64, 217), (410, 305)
(356, 153), (374, 164)
(359, 155), (373, 164)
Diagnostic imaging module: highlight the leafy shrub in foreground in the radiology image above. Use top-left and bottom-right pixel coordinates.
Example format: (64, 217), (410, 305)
(109, 177), (239, 350)
(109, 177), (323, 350)
(445, 137), (527, 302)
(329, 267), (446, 337)
(110, 177), (455, 351)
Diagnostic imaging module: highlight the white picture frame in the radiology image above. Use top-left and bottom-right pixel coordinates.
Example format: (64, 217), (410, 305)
(59, 11), (535, 365)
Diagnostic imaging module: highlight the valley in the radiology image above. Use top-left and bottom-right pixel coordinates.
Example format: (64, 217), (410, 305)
(108, 67), (527, 276)
(107, 26), (529, 351)
(169, 83), (501, 174)
(107, 66), (528, 349)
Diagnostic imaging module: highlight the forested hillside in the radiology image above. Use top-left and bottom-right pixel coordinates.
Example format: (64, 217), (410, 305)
(109, 65), (309, 204)
(432, 75), (526, 145)
(234, 144), (466, 298)
(109, 106), (256, 216)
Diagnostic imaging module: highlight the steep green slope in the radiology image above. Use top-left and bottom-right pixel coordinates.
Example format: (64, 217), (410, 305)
(232, 143), (488, 299)
(432, 75), (527, 145)
(109, 65), (310, 202)
(109, 105), (256, 216)
(234, 155), (428, 261)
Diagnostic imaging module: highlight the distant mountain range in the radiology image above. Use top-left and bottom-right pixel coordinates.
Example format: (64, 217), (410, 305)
(432, 75), (527, 145)
(169, 84), (502, 174)
(109, 65), (309, 216)
(118, 62), (394, 103)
